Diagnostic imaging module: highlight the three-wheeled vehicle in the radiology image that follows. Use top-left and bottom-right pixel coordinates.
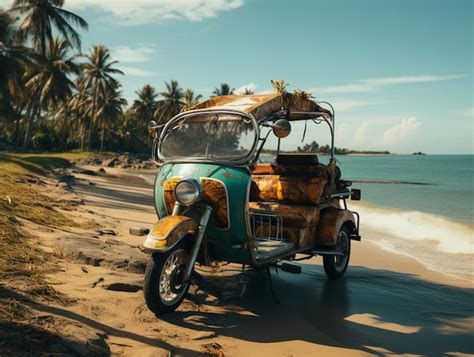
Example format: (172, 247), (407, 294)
(130, 92), (361, 315)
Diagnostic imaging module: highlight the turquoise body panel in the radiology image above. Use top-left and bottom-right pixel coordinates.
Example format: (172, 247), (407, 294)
(154, 163), (253, 264)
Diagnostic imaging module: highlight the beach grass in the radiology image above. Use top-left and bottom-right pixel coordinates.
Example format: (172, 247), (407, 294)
(0, 151), (95, 175)
(0, 152), (85, 348)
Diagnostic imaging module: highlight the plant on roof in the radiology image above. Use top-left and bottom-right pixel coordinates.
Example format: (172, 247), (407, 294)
(293, 90), (313, 100)
(271, 79), (288, 93)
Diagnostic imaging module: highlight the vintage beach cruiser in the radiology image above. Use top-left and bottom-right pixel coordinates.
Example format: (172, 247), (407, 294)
(130, 92), (362, 314)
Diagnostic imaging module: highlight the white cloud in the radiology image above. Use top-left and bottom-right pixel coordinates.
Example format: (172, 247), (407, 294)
(256, 89), (274, 95)
(111, 45), (156, 63)
(66, 0), (244, 25)
(460, 107), (474, 117)
(352, 121), (371, 148)
(382, 117), (421, 146)
(118, 65), (158, 77)
(330, 100), (383, 112)
(234, 83), (257, 94)
(315, 74), (465, 94)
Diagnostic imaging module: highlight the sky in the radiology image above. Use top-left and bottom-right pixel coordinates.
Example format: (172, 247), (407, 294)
(1, 0), (472, 154)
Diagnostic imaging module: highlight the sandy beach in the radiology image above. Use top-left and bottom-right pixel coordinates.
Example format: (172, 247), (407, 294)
(2, 160), (473, 357)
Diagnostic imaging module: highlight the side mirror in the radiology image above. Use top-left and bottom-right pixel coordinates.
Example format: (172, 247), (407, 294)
(148, 120), (163, 137)
(272, 119), (291, 138)
(351, 189), (361, 201)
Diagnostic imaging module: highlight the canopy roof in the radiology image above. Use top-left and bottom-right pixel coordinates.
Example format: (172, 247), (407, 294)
(189, 93), (332, 121)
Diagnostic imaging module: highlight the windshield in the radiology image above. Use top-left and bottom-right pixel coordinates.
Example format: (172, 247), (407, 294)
(159, 112), (258, 161)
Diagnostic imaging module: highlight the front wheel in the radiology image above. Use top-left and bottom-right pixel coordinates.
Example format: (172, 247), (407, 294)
(323, 225), (351, 280)
(143, 243), (190, 315)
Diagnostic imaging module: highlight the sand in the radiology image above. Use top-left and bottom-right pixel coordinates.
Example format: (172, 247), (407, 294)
(20, 165), (474, 356)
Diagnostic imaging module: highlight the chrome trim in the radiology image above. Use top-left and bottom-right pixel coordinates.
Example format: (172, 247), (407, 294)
(158, 109), (260, 166)
(328, 192), (351, 199)
(162, 176), (183, 215)
(244, 174), (253, 239)
(153, 171), (160, 219)
(312, 249), (345, 256)
(184, 205), (213, 281)
(199, 177), (231, 230)
(175, 178), (202, 206)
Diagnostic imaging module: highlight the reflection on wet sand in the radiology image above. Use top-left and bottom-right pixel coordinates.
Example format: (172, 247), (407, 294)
(165, 263), (473, 356)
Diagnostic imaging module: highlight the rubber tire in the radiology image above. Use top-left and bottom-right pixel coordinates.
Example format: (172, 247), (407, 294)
(323, 225), (351, 280)
(143, 243), (191, 315)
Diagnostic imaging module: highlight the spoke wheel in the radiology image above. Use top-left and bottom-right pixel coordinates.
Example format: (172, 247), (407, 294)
(159, 250), (188, 304)
(144, 243), (191, 315)
(323, 226), (351, 280)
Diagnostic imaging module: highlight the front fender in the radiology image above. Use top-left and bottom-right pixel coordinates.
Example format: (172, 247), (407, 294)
(316, 208), (356, 246)
(143, 215), (198, 252)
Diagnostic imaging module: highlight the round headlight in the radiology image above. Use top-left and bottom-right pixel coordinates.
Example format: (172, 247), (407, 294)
(175, 179), (201, 206)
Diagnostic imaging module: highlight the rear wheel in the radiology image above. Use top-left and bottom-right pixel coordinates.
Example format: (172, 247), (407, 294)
(323, 225), (351, 280)
(143, 243), (190, 315)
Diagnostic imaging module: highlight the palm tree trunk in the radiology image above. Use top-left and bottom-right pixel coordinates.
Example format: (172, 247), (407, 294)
(13, 104), (25, 145)
(80, 122), (85, 151)
(99, 117), (105, 151)
(23, 101), (39, 151)
(86, 86), (100, 151)
(86, 97), (96, 151)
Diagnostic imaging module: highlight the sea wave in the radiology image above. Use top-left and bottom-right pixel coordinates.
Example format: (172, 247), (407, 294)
(350, 202), (474, 255)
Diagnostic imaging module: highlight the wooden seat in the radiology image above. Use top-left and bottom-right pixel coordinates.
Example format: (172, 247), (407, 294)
(248, 202), (319, 228)
(249, 154), (328, 248)
(250, 172), (327, 205)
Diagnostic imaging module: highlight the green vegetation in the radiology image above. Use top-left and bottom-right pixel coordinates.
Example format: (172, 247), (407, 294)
(0, 1), (235, 153)
(212, 83), (234, 97)
(296, 141), (390, 155)
(0, 1), (388, 157)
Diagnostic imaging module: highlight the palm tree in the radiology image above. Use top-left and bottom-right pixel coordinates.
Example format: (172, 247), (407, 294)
(65, 77), (91, 150)
(182, 88), (202, 110)
(212, 83), (234, 97)
(82, 45), (123, 151)
(95, 82), (127, 151)
(0, 11), (33, 141)
(155, 80), (184, 124)
(131, 84), (158, 129)
(22, 38), (79, 149)
(243, 87), (254, 95)
(9, 0), (88, 56)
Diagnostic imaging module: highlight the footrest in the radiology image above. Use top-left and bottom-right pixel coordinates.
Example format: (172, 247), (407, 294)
(255, 239), (295, 260)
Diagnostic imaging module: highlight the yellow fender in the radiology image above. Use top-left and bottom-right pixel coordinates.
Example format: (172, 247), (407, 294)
(316, 208), (356, 246)
(143, 216), (198, 252)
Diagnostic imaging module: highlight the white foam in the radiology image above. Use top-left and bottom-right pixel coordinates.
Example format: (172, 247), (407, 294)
(351, 202), (474, 255)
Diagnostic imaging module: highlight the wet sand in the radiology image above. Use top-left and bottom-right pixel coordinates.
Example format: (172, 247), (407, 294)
(30, 166), (474, 356)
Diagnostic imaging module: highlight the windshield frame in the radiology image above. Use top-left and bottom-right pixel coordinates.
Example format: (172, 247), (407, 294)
(157, 108), (260, 166)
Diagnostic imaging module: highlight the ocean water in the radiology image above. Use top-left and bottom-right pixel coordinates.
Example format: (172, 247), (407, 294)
(331, 155), (474, 223)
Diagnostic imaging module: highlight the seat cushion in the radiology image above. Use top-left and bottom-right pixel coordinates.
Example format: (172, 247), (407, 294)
(277, 153), (319, 166)
(273, 163), (327, 177)
(249, 202), (320, 228)
(250, 174), (327, 205)
(252, 163), (275, 175)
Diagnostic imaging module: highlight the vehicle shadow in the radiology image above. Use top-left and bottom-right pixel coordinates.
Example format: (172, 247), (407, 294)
(166, 264), (474, 356)
(0, 286), (200, 356)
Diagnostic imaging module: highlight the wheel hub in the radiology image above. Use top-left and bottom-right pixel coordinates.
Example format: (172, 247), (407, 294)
(170, 263), (186, 294)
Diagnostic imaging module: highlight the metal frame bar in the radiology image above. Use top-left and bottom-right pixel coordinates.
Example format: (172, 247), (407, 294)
(152, 102), (336, 166)
(249, 210), (284, 242)
(289, 107), (335, 161)
(156, 108), (260, 167)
